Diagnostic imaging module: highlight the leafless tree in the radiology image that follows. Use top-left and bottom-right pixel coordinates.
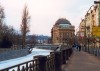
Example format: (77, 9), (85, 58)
(0, 4), (21, 48)
(30, 34), (38, 46)
(0, 4), (5, 41)
(21, 5), (30, 48)
(0, 4), (5, 25)
(47, 37), (52, 44)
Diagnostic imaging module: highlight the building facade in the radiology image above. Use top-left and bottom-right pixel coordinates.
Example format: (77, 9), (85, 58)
(78, 4), (99, 38)
(78, 3), (100, 47)
(51, 18), (75, 45)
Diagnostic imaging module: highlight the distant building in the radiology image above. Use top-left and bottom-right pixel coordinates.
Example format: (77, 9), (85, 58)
(51, 18), (75, 45)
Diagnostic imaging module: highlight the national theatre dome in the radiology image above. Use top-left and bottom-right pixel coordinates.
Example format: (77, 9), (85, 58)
(51, 18), (75, 45)
(55, 18), (71, 25)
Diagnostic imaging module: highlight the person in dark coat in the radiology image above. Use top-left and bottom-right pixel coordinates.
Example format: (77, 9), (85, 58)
(78, 44), (81, 51)
(72, 43), (78, 51)
(73, 43), (81, 51)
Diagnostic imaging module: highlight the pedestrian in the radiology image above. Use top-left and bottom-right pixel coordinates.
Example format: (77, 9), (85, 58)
(76, 44), (79, 51)
(54, 47), (59, 51)
(78, 44), (81, 51)
(28, 47), (32, 54)
(72, 43), (75, 48)
(72, 43), (78, 51)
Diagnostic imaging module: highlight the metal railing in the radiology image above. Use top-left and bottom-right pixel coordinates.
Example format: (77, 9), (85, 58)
(0, 47), (73, 71)
(1, 59), (39, 71)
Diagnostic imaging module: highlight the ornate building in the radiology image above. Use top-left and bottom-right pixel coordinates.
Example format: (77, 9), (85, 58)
(51, 18), (75, 45)
(77, 3), (100, 48)
(78, 4), (99, 38)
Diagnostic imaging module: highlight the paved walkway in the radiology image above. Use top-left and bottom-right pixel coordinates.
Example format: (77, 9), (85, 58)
(62, 50), (100, 71)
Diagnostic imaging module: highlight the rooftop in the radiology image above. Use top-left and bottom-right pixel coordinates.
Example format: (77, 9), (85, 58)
(55, 18), (71, 25)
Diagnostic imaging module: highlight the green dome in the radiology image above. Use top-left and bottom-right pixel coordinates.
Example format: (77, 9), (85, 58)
(55, 18), (71, 25)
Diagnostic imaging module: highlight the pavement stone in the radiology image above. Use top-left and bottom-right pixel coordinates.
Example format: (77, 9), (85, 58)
(62, 50), (100, 71)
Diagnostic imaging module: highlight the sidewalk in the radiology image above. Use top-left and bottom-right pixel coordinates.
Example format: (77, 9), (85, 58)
(62, 50), (100, 71)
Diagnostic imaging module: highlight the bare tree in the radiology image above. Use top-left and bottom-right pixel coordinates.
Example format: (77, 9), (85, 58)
(0, 4), (20, 48)
(47, 37), (52, 44)
(30, 34), (38, 47)
(0, 4), (5, 41)
(21, 5), (30, 48)
(0, 4), (5, 26)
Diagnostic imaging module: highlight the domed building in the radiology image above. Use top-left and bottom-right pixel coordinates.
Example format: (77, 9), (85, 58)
(51, 18), (75, 45)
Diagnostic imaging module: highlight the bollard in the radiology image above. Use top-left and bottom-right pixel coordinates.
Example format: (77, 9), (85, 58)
(34, 55), (47, 71)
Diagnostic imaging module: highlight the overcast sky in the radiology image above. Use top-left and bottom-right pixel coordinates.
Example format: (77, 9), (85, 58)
(0, 0), (94, 36)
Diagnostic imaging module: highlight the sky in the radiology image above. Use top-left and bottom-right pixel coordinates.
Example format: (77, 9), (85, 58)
(0, 0), (94, 36)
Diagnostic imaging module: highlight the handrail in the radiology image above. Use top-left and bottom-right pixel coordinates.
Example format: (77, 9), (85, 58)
(0, 47), (73, 71)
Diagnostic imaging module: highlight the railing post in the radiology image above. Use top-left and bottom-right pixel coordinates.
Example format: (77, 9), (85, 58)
(69, 48), (73, 57)
(68, 48), (70, 57)
(54, 51), (62, 71)
(67, 48), (72, 58)
(34, 55), (47, 71)
(26, 62), (28, 71)
(50, 52), (55, 71)
(62, 50), (66, 64)
(65, 49), (69, 60)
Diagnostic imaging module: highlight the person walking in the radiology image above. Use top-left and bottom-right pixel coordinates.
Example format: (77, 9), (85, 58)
(78, 44), (81, 51)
